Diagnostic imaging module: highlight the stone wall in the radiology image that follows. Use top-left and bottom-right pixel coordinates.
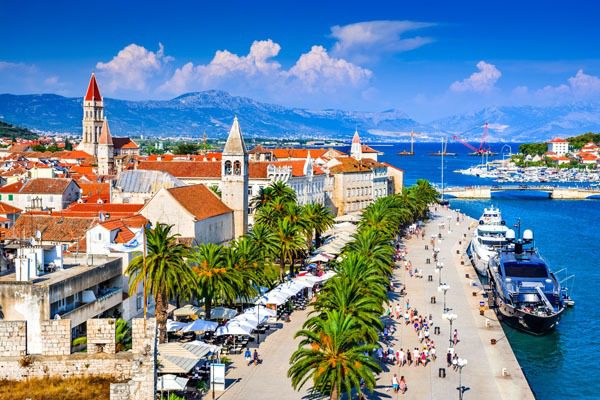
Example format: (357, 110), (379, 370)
(0, 318), (156, 400)
(87, 318), (116, 354)
(41, 320), (71, 356)
(0, 321), (27, 356)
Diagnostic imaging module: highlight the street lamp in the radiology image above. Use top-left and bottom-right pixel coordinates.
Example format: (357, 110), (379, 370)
(442, 312), (458, 349)
(438, 283), (450, 312)
(456, 358), (468, 400)
(447, 216), (452, 233)
(435, 262), (444, 286)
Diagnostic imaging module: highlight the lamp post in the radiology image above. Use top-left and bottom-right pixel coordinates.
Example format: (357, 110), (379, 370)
(438, 283), (450, 312)
(442, 312), (458, 349)
(435, 261), (444, 286)
(456, 358), (468, 400)
(447, 216), (452, 233)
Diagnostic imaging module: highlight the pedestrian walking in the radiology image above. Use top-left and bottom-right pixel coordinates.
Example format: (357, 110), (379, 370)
(392, 374), (400, 393)
(399, 376), (408, 394)
(253, 349), (260, 366)
(244, 348), (252, 366)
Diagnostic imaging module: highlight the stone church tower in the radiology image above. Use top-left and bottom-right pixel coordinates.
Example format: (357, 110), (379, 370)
(78, 73), (104, 157)
(350, 129), (363, 160)
(221, 117), (249, 238)
(97, 118), (114, 176)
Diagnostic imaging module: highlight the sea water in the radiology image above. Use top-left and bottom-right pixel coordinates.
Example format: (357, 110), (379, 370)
(379, 142), (600, 400)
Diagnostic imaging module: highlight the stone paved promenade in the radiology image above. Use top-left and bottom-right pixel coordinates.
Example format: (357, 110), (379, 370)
(217, 206), (535, 400)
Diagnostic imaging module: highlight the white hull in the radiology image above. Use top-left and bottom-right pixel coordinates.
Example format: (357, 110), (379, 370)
(469, 238), (492, 276)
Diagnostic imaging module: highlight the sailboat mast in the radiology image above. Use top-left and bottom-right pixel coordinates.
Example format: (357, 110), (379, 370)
(410, 130), (414, 155)
(441, 137), (445, 201)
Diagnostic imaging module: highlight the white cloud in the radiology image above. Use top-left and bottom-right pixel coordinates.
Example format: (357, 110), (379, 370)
(287, 45), (372, 91)
(96, 43), (172, 92)
(330, 20), (435, 63)
(0, 61), (66, 94)
(533, 70), (600, 100)
(160, 40), (371, 96)
(450, 61), (502, 93)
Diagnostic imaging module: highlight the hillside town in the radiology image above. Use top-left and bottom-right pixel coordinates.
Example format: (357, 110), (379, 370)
(0, 74), (408, 399)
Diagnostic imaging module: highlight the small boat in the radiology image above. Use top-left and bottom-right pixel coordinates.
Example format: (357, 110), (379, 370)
(468, 206), (509, 276)
(487, 223), (565, 335)
(397, 150), (414, 156)
(430, 151), (457, 156)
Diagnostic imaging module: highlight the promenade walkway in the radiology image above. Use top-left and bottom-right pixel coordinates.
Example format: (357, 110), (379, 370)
(215, 206), (534, 400)
(372, 206), (534, 400)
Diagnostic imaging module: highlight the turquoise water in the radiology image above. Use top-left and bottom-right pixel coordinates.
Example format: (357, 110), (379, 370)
(379, 143), (600, 400)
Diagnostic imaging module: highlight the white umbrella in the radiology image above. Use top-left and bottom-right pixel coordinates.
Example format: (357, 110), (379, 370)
(215, 321), (253, 336)
(229, 316), (258, 330)
(293, 278), (316, 289)
(180, 319), (218, 333)
(244, 305), (277, 317)
(240, 312), (268, 326)
(210, 306), (238, 320)
(157, 374), (189, 391)
(255, 291), (289, 306)
(166, 319), (187, 332)
(309, 253), (331, 263)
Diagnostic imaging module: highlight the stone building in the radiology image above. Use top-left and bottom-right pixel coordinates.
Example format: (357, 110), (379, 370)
(220, 117), (249, 238)
(77, 73), (140, 163)
(140, 184), (234, 245)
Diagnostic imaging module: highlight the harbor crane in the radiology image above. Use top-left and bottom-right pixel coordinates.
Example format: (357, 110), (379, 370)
(452, 122), (495, 156)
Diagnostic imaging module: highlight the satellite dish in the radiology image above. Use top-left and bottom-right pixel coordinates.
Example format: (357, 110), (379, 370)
(506, 229), (516, 240)
(523, 229), (534, 241)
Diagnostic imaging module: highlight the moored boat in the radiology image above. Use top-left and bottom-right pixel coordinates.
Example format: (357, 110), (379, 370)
(487, 224), (565, 335)
(468, 206), (509, 275)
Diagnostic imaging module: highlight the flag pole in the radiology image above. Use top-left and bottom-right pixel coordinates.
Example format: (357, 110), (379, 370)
(142, 225), (148, 330)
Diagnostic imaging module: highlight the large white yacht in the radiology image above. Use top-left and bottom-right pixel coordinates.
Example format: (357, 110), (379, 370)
(468, 206), (509, 275)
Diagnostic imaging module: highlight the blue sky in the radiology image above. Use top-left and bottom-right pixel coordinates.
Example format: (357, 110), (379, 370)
(1, 0), (600, 120)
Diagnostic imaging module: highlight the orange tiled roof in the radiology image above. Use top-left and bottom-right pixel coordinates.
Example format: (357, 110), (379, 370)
(85, 73), (102, 102)
(166, 184), (232, 220)
(269, 148), (328, 160)
(138, 161), (221, 178)
(361, 145), (380, 154)
(20, 178), (76, 194)
(113, 137), (139, 150)
(0, 202), (22, 214)
(66, 203), (143, 215)
(548, 138), (568, 143)
(6, 214), (97, 242)
(0, 181), (24, 193)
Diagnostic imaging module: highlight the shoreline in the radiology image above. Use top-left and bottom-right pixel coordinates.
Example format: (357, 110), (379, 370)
(451, 207), (536, 399)
(376, 205), (535, 399)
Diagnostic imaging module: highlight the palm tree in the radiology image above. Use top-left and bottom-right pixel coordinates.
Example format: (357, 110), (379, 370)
(343, 228), (395, 278)
(251, 185), (275, 211)
(227, 237), (266, 296)
(288, 310), (381, 399)
(273, 217), (306, 281)
(302, 203), (334, 248)
(189, 243), (240, 320)
(247, 223), (278, 261)
(309, 277), (383, 343)
(126, 223), (193, 343)
(269, 180), (297, 204)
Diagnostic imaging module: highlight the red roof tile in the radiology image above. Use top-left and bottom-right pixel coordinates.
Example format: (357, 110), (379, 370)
(166, 184), (232, 220)
(85, 73), (102, 102)
(113, 137), (139, 150)
(20, 178), (77, 195)
(0, 202), (21, 214)
(0, 181), (24, 193)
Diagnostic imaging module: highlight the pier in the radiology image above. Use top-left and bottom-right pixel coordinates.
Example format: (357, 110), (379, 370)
(444, 185), (600, 199)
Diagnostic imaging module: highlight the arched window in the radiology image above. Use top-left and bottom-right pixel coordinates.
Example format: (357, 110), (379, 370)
(233, 161), (241, 175)
(224, 161), (232, 175)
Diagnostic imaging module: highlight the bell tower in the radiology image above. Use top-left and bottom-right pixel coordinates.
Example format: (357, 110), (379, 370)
(221, 117), (249, 238)
(79, 73), (104, 156)
(97, 118), (114, 176)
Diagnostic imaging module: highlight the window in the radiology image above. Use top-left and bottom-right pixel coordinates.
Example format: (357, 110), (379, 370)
(136, 294), (143, 310)
(234, 161), (241, 175)
(224, 161), (232, 175)
(98, 233), (102, 240)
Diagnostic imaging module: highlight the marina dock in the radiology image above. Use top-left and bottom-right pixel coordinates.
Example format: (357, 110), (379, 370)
(444, 185), (600, 199)
(216, 206), (535, 399)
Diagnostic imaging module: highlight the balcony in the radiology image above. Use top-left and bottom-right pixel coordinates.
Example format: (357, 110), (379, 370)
(60, 288), (123, 327)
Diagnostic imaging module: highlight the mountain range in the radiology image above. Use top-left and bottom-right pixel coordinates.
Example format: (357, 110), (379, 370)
(0, 90), (598, 142)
